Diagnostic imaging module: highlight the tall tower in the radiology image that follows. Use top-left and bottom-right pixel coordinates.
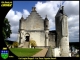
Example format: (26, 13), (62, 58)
(55, 6), (69, 57)
(44, 15), (49, 46)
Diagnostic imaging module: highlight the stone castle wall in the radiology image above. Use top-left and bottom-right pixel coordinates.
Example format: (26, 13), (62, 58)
(49, 34), (56, 48)
(21, 12), (44, 30)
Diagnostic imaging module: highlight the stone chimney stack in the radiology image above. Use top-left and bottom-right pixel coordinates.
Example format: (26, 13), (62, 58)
(62, 6), (64, 11)
(32, 7), (36, 11)
(62, 6), (64, 14)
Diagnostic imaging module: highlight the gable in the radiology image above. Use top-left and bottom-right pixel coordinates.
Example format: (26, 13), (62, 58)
(25, 10), (44, 30)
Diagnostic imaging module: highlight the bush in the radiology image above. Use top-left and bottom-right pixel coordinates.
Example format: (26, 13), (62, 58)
(29, 40), (37, 47)
(12, 41), (18, 48)
(76, 55), (79, 57)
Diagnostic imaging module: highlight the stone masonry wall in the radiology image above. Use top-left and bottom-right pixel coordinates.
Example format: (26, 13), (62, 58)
(49, 34), (56, 48)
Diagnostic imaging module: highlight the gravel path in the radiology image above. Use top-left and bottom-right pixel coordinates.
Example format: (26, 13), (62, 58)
(32, 48), (48, 57)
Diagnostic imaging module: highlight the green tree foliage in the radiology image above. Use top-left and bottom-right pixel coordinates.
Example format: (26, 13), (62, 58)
(29, 40), (37, 47)
(3, 18), (12, 40)
(12, 41), (18, 48)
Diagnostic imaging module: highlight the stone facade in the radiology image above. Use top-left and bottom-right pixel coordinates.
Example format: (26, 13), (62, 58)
(17, 7), (56, 48)
(55, 6), (69, 57)
(17, 6), (69, 57)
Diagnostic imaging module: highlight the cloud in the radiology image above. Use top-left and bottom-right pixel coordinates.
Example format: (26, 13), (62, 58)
(63, 1), (79, 17)
(23, 9), (30, 19)
(35, 1), (79, 42)
(6, 9), (30, 41)
(6, 1), (79, 42)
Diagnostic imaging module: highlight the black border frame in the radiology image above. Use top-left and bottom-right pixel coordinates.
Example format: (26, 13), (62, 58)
(0, 0), (80, 60)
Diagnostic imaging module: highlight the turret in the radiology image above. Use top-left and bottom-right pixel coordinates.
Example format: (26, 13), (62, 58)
(44, 15), (49, 30)
(55, 6), (69, 57)
(44, 15), (49, 46)
(55, 6), (67, 47)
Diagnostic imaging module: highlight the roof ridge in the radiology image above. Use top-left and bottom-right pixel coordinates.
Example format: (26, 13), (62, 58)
(26, 12), (32, 20)
(26, 10), (43, 20)
(36, 11), (43, 19)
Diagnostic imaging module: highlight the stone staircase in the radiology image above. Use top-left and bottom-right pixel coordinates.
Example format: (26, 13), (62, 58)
(18, 42), (29, 48)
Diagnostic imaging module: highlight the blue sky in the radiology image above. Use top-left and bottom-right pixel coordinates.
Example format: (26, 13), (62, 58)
(13, 1), (37, 12)
(6, 1), (79, 42)
(13, 1), (64, 13)
(13, 1), (45, 12)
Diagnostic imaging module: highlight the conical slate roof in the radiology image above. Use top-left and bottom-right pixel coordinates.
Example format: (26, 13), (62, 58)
(44, 15), (49, 21)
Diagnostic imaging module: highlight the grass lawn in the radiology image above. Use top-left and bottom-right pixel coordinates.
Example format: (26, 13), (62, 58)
(9, 48), (42, 57)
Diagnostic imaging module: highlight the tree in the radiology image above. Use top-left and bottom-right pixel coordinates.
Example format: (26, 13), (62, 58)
(12, 41), (18, 48)
(29, 40), (37, 47)
(3, 18), (12, 40)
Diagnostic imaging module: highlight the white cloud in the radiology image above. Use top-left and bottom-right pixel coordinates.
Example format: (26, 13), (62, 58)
(23, 9), (30, 19)
(6, 9), (30, 41)
(35, 1), (79, 42)
(6, 1), (79, 42)
(8, 33), (18, 41)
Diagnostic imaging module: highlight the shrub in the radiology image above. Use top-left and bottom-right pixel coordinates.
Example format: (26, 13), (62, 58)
(29, 40), (37, 47)
(76, 55), (79, 57)
(12, 41), (18, 48)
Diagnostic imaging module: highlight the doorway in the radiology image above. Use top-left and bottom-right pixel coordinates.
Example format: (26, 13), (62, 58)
(25, 36), (29, 42)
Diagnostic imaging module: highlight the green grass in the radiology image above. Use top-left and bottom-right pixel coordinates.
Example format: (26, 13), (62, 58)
(76, 55), (79, 57)
(9, 48), (42, 57)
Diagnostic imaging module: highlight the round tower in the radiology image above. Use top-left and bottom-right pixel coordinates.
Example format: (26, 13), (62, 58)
(44, 15), (49, 46)
(55, 6), (69, 57)
(55, 6), (63, 47)
(44, 15), (49, 30)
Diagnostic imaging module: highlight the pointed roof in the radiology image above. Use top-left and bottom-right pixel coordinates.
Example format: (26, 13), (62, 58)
(44, 15), (49, 21)
(55, 6), (67, 17)
(20, 15), (24, 20)
(26, 7), (43, 20)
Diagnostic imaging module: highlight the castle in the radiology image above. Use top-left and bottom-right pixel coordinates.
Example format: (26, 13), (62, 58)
(17, 6), (69, 57)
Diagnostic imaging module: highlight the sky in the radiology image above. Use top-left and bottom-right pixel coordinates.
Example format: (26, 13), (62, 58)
(6, 1), (79, 42)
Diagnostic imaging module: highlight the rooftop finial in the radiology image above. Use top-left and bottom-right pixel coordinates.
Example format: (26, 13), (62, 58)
(32, 7), (36, 11)
(62, 6), (64, 11)
(60, 1), (62, 7)
(21, 15), (24, 19)
(45, 15), (48, 20)
(45, 15), (48, 18)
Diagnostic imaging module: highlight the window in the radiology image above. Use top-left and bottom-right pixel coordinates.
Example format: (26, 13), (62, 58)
(46, 25), (48, 27)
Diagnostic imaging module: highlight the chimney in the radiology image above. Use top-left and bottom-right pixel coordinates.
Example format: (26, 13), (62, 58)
(32, 7), (36, 11)
(62, 6), (64, 14)
(62, 6), (64, 11)
(46, 15), (47, 18)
